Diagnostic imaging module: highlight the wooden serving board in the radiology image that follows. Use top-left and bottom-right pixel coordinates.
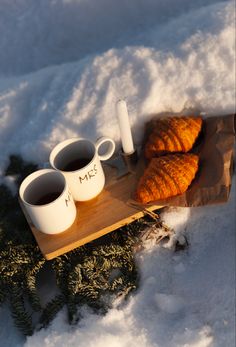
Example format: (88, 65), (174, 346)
(21, 165), (162, 260)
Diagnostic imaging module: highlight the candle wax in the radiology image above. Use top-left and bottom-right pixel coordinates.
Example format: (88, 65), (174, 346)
(116, 100), (134, 154)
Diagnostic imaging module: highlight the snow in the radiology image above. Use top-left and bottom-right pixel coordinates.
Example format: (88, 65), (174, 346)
(0, 0), (235, 346)
(24, 184), (235, 347)
(0, 0), (235, 173)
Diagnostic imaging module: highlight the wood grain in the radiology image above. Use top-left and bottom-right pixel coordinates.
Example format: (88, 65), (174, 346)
(21, 165), (162, 260)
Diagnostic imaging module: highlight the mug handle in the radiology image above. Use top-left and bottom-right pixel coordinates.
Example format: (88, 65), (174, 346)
(95, 137), (116, 161)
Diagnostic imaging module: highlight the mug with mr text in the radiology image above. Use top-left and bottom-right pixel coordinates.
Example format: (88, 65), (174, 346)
(49, 137), (116, 201)
(19, 169), (77, 234)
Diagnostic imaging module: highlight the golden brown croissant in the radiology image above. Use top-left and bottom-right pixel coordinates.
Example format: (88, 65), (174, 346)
(135, 153), (199, 203)
(145, 116), (202, 159)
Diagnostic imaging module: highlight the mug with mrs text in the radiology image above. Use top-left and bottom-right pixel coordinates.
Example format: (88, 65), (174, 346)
(19, 169), (77, 234)
(49, 137), (116, 201)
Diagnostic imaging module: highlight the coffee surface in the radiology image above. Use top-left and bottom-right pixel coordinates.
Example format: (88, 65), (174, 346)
(34, 191), (61, 205)
(62, 158), (91, 171)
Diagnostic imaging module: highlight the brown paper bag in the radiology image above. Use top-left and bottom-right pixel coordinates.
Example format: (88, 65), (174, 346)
(130, 113), (235, 207)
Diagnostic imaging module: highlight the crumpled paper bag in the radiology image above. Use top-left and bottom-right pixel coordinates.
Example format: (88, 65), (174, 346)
(129, 113), (235, 207)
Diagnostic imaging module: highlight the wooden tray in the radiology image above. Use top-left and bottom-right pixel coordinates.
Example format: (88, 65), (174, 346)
(21, 165), (162, 260)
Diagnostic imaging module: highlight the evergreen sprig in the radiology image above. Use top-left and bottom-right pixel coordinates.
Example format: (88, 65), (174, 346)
(25, 258), (46, 312)
(9, 283), (34, 336)
(0, 154), (165, 336)
(39, 294), (66, 329)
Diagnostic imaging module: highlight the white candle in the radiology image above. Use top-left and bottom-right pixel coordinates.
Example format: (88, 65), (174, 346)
(116, 99), (134, 154)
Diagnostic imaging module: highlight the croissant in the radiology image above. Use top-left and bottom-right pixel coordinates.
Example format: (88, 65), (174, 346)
(135, 153), (199, 204)
(145, 116), (202, 159)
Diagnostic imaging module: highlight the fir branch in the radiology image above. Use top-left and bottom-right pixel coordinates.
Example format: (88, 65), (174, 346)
(24, 258), (46, 312)
(39, 294), (66, 329)
(67, 264), (83, 296)
(0, 244), (43, 282)
(67, 295), (78, 324)
(25, 274), (42, 312)
(0, 283), (6, 305)
(9, 284), (34, 336)
(0, 154), (166, 336)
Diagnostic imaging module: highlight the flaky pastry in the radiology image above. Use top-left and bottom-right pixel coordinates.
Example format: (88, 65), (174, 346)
(145, 116), (202, 159)
(135, 153), (199, 203)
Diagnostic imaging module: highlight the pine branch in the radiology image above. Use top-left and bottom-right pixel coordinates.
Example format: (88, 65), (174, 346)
(0, 154), (166, 336)
(0, 283), (6, 305)
(25, 274), (42, 312)
(66, 294), (81, 325)
(25, 258), (46, 312)
(9, 284), (34, 336)
(39, 294), (66, 329)
(67, 264), (83, 296)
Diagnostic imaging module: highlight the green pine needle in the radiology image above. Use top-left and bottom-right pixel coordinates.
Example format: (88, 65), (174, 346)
(10, 284), (34, 336)
(0, 154), (165, 336)
(39, 294), (66, 329)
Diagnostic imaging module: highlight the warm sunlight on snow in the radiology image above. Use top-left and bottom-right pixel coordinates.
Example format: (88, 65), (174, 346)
(0, 1), (235, 346)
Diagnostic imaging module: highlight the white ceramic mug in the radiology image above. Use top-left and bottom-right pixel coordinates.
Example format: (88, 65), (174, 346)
(49, 137), (116, 201)
(19, 169), (77, 234)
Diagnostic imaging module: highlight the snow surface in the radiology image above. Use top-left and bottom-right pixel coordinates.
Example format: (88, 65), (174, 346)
(0, 0), (235, 346)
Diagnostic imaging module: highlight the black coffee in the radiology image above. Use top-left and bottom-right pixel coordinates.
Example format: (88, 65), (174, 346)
(62, 158), (91, 171)
(34, 191), (61, 205)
